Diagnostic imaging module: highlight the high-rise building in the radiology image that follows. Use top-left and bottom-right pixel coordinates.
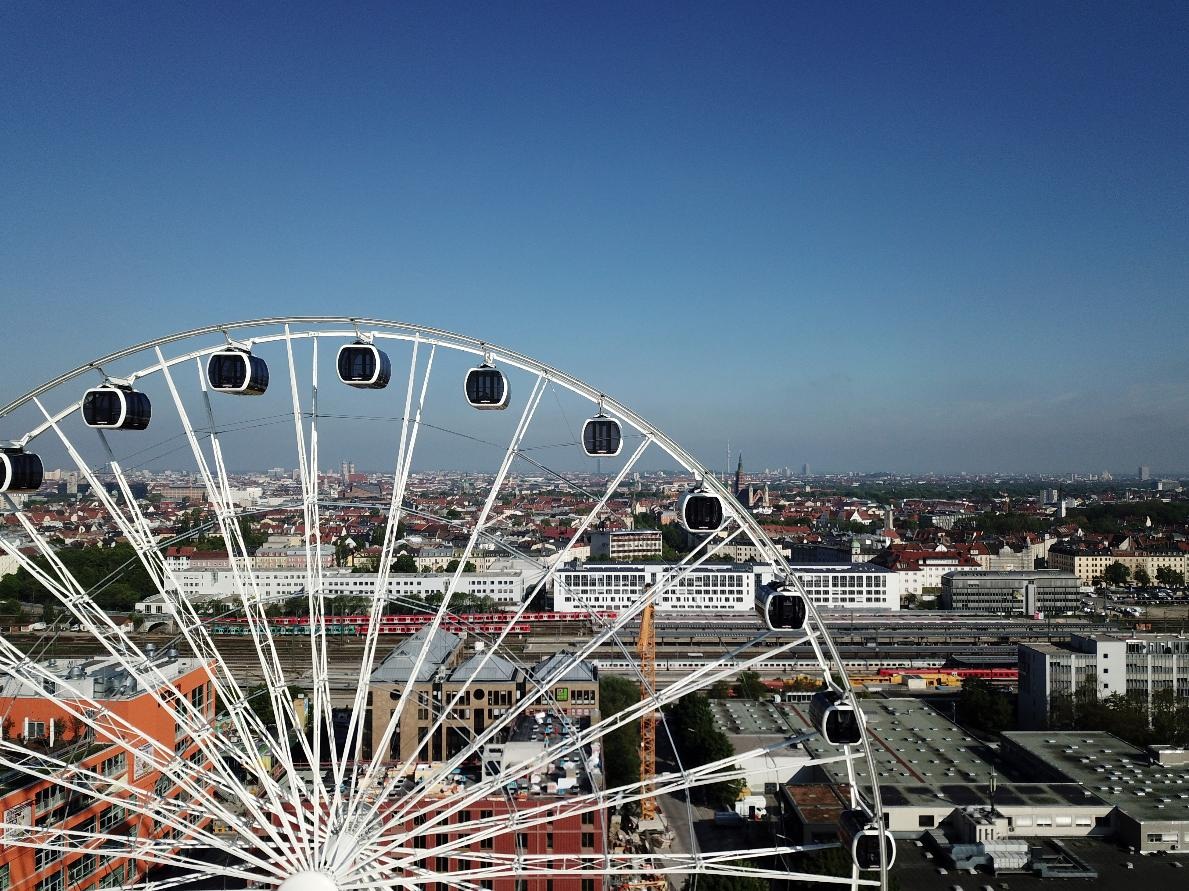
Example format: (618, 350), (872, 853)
(802, 462), (810, 477)
(1138, 465), (1151, 481)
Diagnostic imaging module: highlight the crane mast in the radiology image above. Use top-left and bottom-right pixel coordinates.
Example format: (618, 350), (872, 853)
(638, 598), (657, 820)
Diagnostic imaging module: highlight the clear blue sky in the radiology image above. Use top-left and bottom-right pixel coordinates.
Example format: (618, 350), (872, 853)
(2, 2), (1187, 474)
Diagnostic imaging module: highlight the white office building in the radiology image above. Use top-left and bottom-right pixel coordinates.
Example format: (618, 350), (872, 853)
(788, 564), (901, 611)
(1018, 632), (1189, 729)
(160, 568), (526, 609)
(553, 562), (774, 613)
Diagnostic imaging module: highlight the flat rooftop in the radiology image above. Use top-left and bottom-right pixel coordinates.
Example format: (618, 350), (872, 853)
(0, 653), (208, 700)
(781, 698), (1107, 811)
(1002, 731), (1189, 824)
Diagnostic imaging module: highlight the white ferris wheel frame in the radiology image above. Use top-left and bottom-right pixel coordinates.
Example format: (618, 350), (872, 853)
(0, 317), (889, 891)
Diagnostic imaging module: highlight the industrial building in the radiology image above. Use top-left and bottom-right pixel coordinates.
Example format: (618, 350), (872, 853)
(940, 569), (1082, 615)
(1001, 732), (1189, 853)
(1018, 632), (1189, 728)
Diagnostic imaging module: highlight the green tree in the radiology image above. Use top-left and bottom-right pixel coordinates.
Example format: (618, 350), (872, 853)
(958, 677), (1014, 732)
(444, 559), (477, 573)
(599, 676), (641, 817)
(1133, 567), (1151, 587)
(1156, 566), (1185, 587)
(664, 693), (739, 809)
(391, 553), (418, 573)
(734, 671), (766, 701)
(1103, 561), (1130, 586)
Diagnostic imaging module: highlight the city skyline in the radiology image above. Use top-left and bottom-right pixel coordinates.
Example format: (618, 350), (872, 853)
(2, 4), (1187, 473)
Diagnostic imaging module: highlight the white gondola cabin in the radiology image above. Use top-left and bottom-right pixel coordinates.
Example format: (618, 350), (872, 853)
(337, 342), (391, 389)
(755, 583), (808, 632)
(81, 386), (151, 430)
(839, 809), (896, 871)
(582, 415), (622, 457)
(464, 365), (509, 410)
(0, 448), (43, 494)
(207, 350), (269, 395)
(808, 689), (862, 746)
(678, 489), (725, 533)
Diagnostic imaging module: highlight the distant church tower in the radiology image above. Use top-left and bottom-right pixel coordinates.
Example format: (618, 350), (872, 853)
(734, 453), (744, 500)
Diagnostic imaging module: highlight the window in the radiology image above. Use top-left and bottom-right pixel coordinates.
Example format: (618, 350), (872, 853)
(581, 832), (595, 848)
(36, 873), (63, 891)
(35, 848), (61, 871)
(68, 855), (95, 884)
(582, 811), (595, 826)
(582, 881), (596, 891)
(0, 864), (8, 891)
(480, 836), (493, 850)
(918, 815), (935, 828)
(546, 832), (554, 849)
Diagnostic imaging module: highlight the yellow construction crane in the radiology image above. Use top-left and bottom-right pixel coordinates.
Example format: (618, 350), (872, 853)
(638, 596), (657, 820)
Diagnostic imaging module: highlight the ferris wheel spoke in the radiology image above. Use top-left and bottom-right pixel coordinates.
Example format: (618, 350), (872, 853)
(368, 435), (653, 812)
(378, 641), (827, 868)
(28, 400), (293, 812)
(0, 527), (272, 817)
(0, 640), (292, 856)
(0, 734), (265, 865)
(337, 339), (434, 816)
(97, 452), (298, 807)
(156, 348), (321, 860)
(362, 566), (793, 868)
(349, 373), (547, 837)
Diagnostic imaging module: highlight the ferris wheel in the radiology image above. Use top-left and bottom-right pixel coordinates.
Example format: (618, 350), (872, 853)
(0, 318), (892, 891)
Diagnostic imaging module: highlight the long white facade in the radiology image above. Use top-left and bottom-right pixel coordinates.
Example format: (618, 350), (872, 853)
(552, 562), (900, 613)
(162, 568), (526, 607)
(553, 563), (775, 612)
(789, 564), (901, 610)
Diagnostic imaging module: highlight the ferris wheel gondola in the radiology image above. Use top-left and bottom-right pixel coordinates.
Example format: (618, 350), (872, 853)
(464, 363), (509, 410)
(809, 688), (864, 746)
(581, 414), (622, 457)
(839, 808), (897, 871)
(81, 384), (151, 430)
(0, 447), (42, 493)
(337, 342), (392, 389)
(678, 487), (725, 533)
(207, 348), (269, 395)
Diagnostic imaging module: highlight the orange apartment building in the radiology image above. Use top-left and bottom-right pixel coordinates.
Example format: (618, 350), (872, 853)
(0, 652), (216, 891)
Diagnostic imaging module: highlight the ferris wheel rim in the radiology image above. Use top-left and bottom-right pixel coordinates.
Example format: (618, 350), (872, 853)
(0, 317), (891, 887)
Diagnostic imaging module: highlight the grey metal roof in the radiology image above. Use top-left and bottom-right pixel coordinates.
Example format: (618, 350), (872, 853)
(450, 651), (520, 682)
(531, 651), (596, 683)
(370, 625), (462, 683)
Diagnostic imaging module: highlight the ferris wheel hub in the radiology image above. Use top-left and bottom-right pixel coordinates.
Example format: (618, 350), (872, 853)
(277, 869), (339, 891)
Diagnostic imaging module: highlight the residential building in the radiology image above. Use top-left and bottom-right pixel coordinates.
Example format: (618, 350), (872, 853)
(0, 654), (215, 891)
(1048, 542), (1189, 585)
(870, 548), (982, 599)
(940, 570), (1081, 615)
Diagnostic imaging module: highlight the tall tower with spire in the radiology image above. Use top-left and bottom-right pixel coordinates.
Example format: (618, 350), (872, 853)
(734, 453), (744, 500)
